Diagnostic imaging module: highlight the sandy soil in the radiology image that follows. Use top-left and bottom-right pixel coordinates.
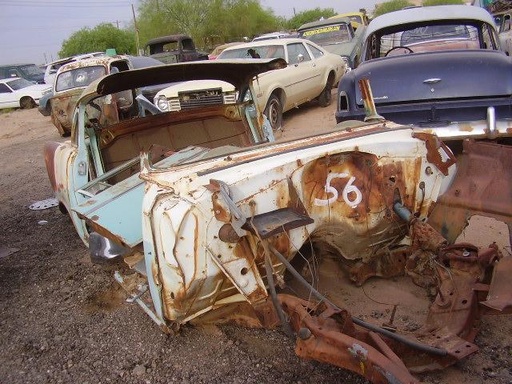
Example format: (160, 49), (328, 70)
(1, 98), (511, 384)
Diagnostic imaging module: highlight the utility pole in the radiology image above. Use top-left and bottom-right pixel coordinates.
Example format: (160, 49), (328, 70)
(132, 4), (141, 55)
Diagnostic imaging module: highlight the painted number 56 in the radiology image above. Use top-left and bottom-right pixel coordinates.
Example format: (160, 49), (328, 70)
(314, 172), (362, 208)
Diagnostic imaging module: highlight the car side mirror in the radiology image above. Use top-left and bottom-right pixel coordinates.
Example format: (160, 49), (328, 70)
(297, 54), (304, 63)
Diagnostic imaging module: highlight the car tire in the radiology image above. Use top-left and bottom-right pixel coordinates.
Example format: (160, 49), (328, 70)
(318, 77), (334, 108)
(264, 94), (283, 131)
(20, 97), (36, 109)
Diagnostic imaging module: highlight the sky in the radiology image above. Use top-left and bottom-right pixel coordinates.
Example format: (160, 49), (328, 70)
(0, 0), (380, 66)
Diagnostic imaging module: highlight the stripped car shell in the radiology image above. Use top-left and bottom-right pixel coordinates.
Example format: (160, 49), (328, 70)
(46, 67), (512, 383)
(44, 59), (286, 249)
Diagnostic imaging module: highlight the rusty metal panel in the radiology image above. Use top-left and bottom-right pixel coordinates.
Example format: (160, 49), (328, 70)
(428, 140), (512, 243)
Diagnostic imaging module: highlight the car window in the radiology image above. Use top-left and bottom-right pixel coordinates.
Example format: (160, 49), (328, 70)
(300, 24), (351, 46)
(287, 43), (311, 64)
(218, 45), (285, 60)
(376, 23), (482, 58)
(7, 78), (32, 90)
(0, 83), (11, 93)
(55, 65), (107, 92)
(504, 15), (511, 32)
(307, 43), (325, 59)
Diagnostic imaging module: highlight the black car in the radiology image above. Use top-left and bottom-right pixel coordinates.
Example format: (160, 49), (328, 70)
(335, 5), (512, 144)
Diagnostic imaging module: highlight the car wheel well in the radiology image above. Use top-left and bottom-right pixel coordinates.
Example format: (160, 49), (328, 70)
(20, 96), (36, 109)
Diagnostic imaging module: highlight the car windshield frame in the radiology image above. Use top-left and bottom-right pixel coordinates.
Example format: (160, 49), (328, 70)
(299, 23), (352, 46)
(55, 65), (107, 92)
(366, 20), (495, 59)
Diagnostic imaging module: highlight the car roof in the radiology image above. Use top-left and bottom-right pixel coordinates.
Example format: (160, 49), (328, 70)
(298, 17), (352, 31)
(81, 58), (287, 101)
(56, 55), (129, 75)
(221, 37), (314, 52)
(366, 5), (496, 37)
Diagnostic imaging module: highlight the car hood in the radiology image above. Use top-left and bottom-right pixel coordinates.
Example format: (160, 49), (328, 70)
(321, 41), (358, 57)
(353, 50), (512, 105)
(79, 58), (286, 104)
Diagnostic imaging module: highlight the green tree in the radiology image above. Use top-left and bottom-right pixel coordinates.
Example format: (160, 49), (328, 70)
(59, 23), (136, 58)
(137, 0), (284, 51)
(373, 0), (414, 17)
(286, 8), (337, 30)
(422, 0), (464, 5)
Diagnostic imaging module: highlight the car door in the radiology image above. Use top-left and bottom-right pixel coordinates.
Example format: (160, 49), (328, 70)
(0, 83), (16, 109)
(284, 42), (322, 107)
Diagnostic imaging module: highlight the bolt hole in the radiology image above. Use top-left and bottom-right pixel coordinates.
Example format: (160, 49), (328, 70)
(454, 350), (460, 354)
(170, 292), (175, 299)
(241, 267), (248, 275)
(466, 344), (472, 348)
(462, 299), (467, 305)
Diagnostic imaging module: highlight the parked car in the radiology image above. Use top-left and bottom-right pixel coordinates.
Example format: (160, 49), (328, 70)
(494, 9), (512, 55)
(44, 61), (512, 382)
(216, 38), (346, 130)
(335, 5), (512, 147)
(0, 77), (51, 110)
(297, 16), (366, 69)
(0, 63), (45, 84)
(145, 34), (209, 64)
(46, 55), (164, 136)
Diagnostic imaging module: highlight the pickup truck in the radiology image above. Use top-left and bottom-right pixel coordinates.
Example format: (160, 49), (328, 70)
(145, 34), (209, 64)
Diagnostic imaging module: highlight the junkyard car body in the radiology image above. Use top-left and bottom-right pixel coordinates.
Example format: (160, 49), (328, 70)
(298, 17), (366, 69)
(48, 55), (164, 136)
(0, 63), (45, 84)
(44, 59), (285, 248)
(335, 5), (512, 143)
(45, 59), (512, 381)
(217, 38), (346, 130)
(0, 77), (51, 110)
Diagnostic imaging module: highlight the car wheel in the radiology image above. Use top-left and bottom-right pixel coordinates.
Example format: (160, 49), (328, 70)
(318, 77), (334, 108)
(264, 94), (283, 131)
(20, 97), (36, 109)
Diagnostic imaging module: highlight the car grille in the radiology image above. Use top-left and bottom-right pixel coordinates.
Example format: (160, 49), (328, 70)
(178, 88), (225, 109)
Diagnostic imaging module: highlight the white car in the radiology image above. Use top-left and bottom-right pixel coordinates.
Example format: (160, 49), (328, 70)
(0, 77), (52, 110)
(156, 38), (346, 131)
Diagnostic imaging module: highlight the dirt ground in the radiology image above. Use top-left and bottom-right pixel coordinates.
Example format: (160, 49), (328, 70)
(1, 98), (511, 384)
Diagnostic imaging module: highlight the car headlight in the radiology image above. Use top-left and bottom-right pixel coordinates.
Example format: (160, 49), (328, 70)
(155, 95), (169, 111)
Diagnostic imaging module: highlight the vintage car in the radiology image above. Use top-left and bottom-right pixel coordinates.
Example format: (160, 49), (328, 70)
(46, 55), (164, 136)
(335, 5), (512, 148)
(0, 63), (46, 84)
(297, 16), (366, 69)
(44, 59), (285, 248)
(216, 38), (346, 130)
(45, 62), (512, 382)
(0, 77), (51, 110)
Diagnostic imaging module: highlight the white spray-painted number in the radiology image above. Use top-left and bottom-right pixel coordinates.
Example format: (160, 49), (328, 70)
(314, 172), (362, 208)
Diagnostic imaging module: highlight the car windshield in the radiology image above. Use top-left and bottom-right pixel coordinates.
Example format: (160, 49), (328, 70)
(218, 45), (285, 59)
(375, 22), (483, 58)
(299, 24), (352, 45)
(7, 78), (33, 90)
(55, 65), (107, 92)
(20, 64), (44, 76)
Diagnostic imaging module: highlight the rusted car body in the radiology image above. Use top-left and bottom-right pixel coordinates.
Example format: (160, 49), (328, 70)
(45, 60), (512, 383)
